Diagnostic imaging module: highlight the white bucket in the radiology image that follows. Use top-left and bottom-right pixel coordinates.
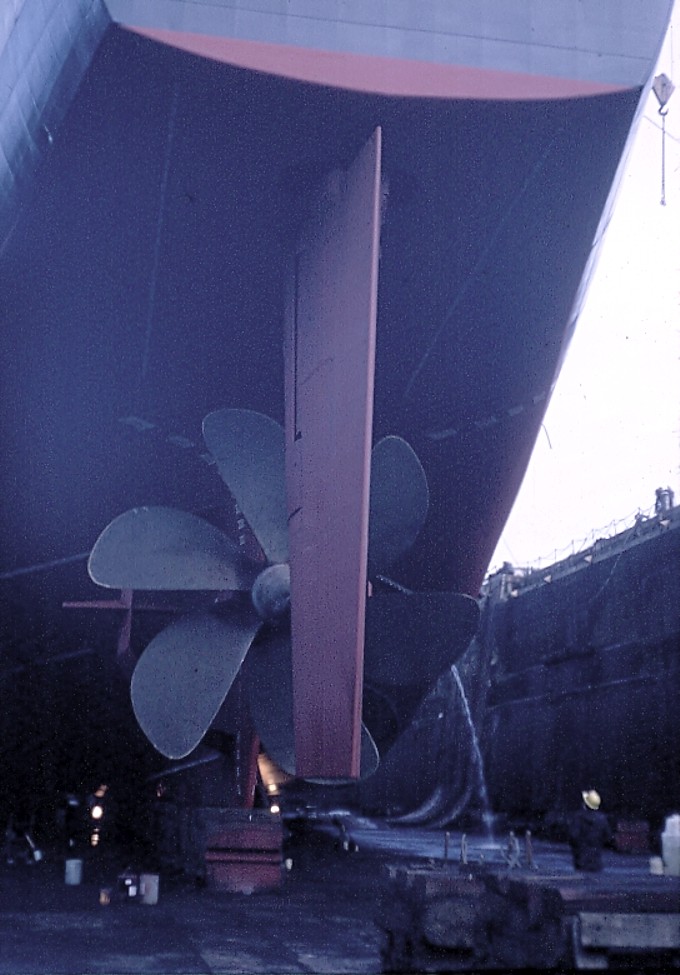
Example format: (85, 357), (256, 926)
(139, 873), (159, 905)
(649, 856), (665, 875)
(64, 858), (83, 885)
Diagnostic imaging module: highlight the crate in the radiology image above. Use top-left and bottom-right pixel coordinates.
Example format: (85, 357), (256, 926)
(205, 813), (283, 893)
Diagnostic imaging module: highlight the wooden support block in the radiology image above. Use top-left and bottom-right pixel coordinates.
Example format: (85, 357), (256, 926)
(579, 912), (680, 950)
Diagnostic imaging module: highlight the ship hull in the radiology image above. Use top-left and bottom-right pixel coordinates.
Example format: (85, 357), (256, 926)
(0, 2), (672, 783)
(0, 3), (671, 596)
(15, 27), (646, 598)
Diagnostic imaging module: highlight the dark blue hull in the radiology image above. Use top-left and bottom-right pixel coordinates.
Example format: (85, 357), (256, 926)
(0, 26), (642, 597)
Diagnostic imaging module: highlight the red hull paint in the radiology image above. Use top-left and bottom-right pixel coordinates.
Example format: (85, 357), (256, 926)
(129, 27), (630, 101)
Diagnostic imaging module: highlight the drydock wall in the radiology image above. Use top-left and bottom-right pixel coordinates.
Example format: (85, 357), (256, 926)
(481, 508), (680, 827)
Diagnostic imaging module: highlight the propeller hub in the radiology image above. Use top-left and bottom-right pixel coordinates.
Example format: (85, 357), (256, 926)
(251, 563), (291, 621)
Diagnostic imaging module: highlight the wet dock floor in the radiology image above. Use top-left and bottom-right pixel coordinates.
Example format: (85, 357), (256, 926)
(0, 819), (678, 973)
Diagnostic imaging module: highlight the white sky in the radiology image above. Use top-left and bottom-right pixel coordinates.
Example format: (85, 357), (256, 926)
(490, 4), (680, 572)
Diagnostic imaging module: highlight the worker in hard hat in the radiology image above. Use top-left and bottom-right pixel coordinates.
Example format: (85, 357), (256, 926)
(568, 789), (612, 872)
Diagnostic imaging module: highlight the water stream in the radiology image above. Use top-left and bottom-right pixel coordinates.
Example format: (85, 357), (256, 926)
(450, 664), (495, 842)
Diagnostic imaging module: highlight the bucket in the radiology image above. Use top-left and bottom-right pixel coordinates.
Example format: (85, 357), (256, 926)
(662, 814), (680, 876)
(64, 858), (83, 885)
(139, 873), (159, 905)
(649, 856), (664, 875)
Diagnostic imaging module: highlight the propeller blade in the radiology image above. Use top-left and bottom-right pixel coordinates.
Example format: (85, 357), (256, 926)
(368, 436), (429, 577)
(363, 591), (479, 741)
(247, 630), (295, 775)
(203, 409), (289, 564)
(88, 506), (257, 591)
(131, 607), (261, 759)
(248, 631), (379, 779)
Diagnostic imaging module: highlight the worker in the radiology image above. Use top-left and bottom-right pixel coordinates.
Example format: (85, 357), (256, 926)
(568, 789), (612, 872)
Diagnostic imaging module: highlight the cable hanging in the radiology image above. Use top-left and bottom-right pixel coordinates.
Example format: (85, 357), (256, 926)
(652, 73), (675, 206)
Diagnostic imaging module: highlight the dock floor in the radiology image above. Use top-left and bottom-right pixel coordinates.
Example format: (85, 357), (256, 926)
(0, 818), (678, 973)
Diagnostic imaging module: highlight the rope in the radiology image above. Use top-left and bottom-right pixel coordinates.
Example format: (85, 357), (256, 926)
(0, 553), (88, 581)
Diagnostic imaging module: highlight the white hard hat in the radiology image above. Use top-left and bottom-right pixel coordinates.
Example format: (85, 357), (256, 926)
(582, 789), (601, 811)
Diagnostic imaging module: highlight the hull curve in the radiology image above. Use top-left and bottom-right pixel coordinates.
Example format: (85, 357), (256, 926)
(129, 26), (631, 100)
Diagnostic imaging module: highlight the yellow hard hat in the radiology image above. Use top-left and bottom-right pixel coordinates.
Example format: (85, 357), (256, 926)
(582, 789), (601, 810)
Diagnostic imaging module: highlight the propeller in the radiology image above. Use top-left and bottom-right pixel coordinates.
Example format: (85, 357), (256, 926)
(88, 408), (478, 773)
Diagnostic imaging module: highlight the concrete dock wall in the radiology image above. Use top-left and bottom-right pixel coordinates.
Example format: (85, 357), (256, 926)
(481, 508), (680, 826)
